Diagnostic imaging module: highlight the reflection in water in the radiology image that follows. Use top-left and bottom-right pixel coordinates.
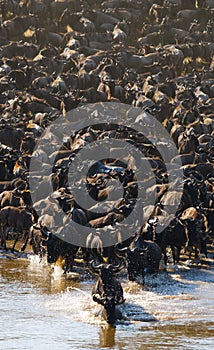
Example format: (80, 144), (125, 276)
(99, 325), (116, 348)
(0, 252), (213, 349)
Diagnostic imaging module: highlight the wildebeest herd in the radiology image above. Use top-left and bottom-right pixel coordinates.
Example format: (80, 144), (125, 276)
(0, 0), (214, 325)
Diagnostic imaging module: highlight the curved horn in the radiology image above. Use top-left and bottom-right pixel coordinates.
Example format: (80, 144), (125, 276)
(114, 243), (129, 257)
(111, 259), (126, 273)
(89, 260), (103, 274)
(139, 247), (148, 255)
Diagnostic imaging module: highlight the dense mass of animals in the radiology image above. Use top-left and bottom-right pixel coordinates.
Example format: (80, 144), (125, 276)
(0, 0), (214, 325)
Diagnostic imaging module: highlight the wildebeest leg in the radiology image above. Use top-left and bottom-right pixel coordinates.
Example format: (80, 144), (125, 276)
(5, 227), (11, 242)
(171, 246), (176, 264)
(194, 245), (199, 259)
(176, 246), (181, 264)
(141, 270), (145, 285)
(187, 245), (198, 259)
(171, 246), (180, 264)
(160, 233), (168, 269)
(64, 248), (78, 273)
(186, 246), (193, 259)
(12, 231), (20, 252)
(21, 230), (29, 252)
(171, 246), (181, 264)
(161, 244), (167, 269)
(0, 224), (7, 250)
(200, 239), (208, 258)
(64, 256), (74, 273)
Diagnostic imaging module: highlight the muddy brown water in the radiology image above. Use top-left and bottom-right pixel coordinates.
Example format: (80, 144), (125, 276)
(0, 250), (213, 350)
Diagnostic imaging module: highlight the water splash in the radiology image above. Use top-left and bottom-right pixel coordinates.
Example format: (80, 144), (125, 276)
(52, 265), (64, 280)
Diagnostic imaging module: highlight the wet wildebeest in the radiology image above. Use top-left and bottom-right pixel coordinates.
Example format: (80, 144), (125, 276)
(29, 223), (49, 259)
(180, 206), (210, 259)
(90, 260), (125, 326)
(46, 233), (79, 273)
(115, 234), (162, 283)
(158, 216), (188, 266)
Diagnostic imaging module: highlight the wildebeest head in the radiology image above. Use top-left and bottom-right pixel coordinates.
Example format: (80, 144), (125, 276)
(115, 245), (147, 281)
(90, 260), (124, 277)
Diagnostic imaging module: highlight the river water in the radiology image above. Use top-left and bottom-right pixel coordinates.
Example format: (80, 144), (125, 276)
(0, 251), (213, 350)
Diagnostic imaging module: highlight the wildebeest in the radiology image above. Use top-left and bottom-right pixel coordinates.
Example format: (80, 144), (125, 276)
(115, 234), (162, 283)
(158, 216), (188, 266)
(46, 233), (79, 273)
(0, 126), (24, 149)
(90, 260), (125, 326)
(180, 206), (210, 259)
(29, 223), (49, 258)
(0, 189), (25, 208)
(0, 206), (35, 251)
